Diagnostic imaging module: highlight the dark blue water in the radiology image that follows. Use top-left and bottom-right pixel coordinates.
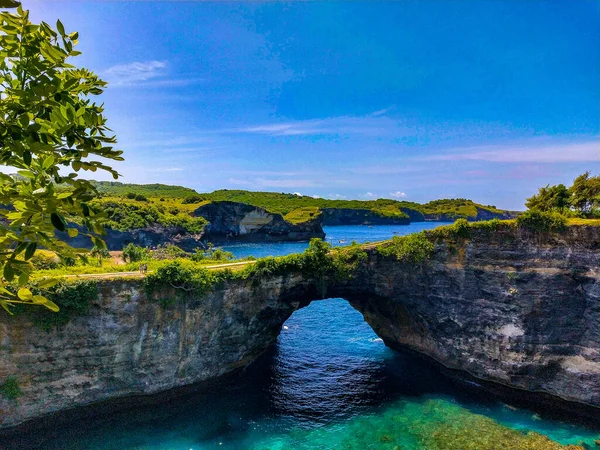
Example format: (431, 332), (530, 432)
(5, 224), (600, 449)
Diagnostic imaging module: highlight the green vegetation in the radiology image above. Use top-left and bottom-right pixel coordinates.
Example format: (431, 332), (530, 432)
(202, 189), (506, 221)
(0, 5), (123, 313)
(420, 198), (505, 219)
(144, 239), (369, 306)
(0, 376), (23, 401)
(77, 183), (515, 237)
(284, 206), (322, 224)
(93, 181), (197, 199)
(516, 210), (567, 233)
(377, 232), (434, 263)
(122, 243), (149, 263)
(95, 199), (208, 233)
(526, 172), (600, 217)
(13, 279), (98, 330)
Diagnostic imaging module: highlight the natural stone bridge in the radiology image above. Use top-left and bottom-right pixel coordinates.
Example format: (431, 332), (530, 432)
(1, 225), (599, 429)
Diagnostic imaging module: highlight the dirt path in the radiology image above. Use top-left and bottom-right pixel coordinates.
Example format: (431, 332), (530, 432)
(51, 241), (387, 281)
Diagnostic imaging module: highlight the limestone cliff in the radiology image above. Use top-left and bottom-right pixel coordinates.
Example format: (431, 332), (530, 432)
(195, 201), (325, 241)
(1, 225), (599, 429)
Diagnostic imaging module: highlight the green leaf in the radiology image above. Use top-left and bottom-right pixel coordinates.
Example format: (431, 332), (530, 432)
(24, 242), (37, 260)
(50, 213), (67, 232)
(3, 264), (15, 282)
(42, 298), (60, 312)
(56, 19), (65, 36)
(18, 272), (29, 286)
(36, 277), (59, 289)
(42, 155), (55, 170)
(67, 228), (78, 238)
(23, 151), (32, 166)
(0, 0), (21, 8)
(17, 288), (33, 301)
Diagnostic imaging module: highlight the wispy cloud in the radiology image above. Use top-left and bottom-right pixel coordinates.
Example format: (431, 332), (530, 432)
(228, 177), (319, 188)
(364, 192), (375, 198)
(389, 191), (407, 198)
(223, 115), (396, 137)
(371, 106), (395, 117)
(421, 140), (599, 163)
(104, 60), (168, 86)
(329, 193), (347, 200)
(148, 167), (183, 172)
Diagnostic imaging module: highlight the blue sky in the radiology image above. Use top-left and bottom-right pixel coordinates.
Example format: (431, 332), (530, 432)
(28, 0), (599, 209)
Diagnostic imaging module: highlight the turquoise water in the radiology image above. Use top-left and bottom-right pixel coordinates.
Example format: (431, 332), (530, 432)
(4, 224), (600, 449)
(218, 223), (448, 259)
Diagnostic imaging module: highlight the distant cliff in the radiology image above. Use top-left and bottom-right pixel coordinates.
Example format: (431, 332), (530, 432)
(194, 201), (325, 242)
(321, 208), (411, 225)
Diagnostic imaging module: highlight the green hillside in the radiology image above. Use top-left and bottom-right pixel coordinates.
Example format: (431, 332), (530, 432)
(90, 182), (515, 227)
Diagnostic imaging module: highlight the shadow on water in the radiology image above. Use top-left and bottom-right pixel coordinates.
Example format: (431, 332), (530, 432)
(3, 299), (600, 449)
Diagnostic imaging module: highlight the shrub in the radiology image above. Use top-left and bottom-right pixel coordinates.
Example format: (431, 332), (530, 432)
(211, 248), (234, 262)
(126, 192), (137, 199)
(516, 210), (567, 233)
(152, 244), (187, 260)
(144, 261), (213, 307)
(182, 195), (205, 204)
(17, 280), (99, 330)
(29, 250), (61, 270)
(122, 243), (149, 263)
(135, 194), (148, 202)
(452, 218), (470, 238)
(0, 377), (23, 401)
(331, 243), (368, 281)
(378, 232), (434, 263)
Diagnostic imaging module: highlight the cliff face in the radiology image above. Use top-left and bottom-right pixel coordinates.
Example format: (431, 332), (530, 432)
(1, 225), (599, 429)
(195, 201), (325, 241)
(321, 208), (411, 225)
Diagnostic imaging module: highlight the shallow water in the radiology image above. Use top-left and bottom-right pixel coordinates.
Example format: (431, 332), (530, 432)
(5, 224), (600, 449)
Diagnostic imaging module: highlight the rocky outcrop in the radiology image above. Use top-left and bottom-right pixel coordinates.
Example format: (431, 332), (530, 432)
(1, 225), (599, 429)
(57, 224), (205, 252)
(195, 201), (325, 241)
(321, 208), (411, 225)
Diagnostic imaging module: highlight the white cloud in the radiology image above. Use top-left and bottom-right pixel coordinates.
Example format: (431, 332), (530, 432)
(227, 177), (319, 188)
(293, 192), (302, 196)
(389, 191), (407, 198)
(371, 106), (395, 117)
(421, 140), (599, 163)
(223, 115), (396, 137)
(104, 60), (167, 86)
(329, 193), (347, 200)
(365, 192), (375, 198)
(311, 195), (322, 199)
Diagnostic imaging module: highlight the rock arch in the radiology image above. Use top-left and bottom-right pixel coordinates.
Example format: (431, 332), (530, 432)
(1, 225), (600, 429)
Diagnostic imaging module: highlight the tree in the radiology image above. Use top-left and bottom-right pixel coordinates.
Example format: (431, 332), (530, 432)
(525, 184), (571, 212)
(569, 172), (600, 215)
(121, 244), (148, 263)
(0, 5), (123, 313)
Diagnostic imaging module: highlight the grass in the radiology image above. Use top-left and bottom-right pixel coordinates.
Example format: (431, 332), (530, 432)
(284, 206), (322, 224)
